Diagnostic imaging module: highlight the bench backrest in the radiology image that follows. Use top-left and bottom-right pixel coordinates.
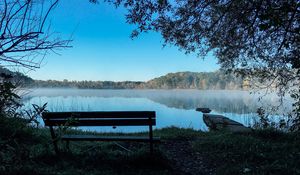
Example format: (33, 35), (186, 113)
(42, 111), (156, 126)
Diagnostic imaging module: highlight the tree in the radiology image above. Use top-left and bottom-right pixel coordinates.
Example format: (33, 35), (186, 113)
(91, 0), (299, 128)
(99, 0), (299, 89)
(0, 0), (70, 70)
(90, 0), (300, 119)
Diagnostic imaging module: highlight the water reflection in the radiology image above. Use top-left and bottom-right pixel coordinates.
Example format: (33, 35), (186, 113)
(22, 89), (290, 113)
(21, 88), (292, 132)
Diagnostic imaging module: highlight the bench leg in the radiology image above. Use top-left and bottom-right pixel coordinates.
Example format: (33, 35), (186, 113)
(53, 140), (59, 154)
(66, 140), (70, 151)
(150, 141), (153, 154)
(49, 126), (59, 154)
(52, 140), (59, 154)
(149, 123), (154, 154)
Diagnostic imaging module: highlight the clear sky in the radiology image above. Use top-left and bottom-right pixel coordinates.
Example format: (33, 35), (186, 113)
(28, 0), (220, 81)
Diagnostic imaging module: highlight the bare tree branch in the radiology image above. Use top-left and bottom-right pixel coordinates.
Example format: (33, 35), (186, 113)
(0, 0), (71, 69)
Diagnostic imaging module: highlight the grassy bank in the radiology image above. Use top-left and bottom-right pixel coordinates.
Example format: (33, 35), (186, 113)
(192, 130), (300, 174)
(1, 115), (300, 175)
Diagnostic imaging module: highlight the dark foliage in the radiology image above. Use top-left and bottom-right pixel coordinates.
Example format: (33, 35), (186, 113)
(0, 73), (21, 116)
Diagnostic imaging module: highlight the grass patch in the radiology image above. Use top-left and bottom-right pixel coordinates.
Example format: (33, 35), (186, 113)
(154, 126), (204, 140)
(1, 114), (300, 175)
(192, 130), (300, 175)
(0, 115), (173, 175)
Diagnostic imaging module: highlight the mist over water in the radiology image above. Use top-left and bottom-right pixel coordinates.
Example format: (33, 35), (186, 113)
(22, 88), (292, 132)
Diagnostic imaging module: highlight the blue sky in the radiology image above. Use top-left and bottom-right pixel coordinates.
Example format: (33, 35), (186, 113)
(28, 1), (219, 81)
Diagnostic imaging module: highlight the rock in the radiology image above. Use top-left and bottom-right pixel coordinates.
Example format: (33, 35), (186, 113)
(203, 114), (252, 133)
(243, 168), (251, 173)
(196, 108), (212, 113)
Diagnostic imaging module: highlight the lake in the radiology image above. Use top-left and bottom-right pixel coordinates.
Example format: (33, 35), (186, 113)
(22, 88), (291, 132)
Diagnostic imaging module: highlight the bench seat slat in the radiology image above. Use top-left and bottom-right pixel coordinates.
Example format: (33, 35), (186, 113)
(44, 119), (156, 126)
(62, 135), (160, 142)
(43, 111), (155, 119)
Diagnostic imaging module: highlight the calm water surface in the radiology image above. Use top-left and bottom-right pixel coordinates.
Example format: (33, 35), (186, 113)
(22, 89), (291, 132)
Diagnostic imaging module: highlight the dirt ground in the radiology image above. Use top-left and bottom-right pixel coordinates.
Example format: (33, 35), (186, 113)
(162, 140), (216, 175)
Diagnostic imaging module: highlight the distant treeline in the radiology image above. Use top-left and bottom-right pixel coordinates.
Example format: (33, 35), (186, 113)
(1, 66), (245, 90)
(32, 80), (145, 89)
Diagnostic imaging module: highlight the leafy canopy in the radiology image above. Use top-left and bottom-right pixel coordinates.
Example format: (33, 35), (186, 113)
(90, 0), (300, 130)
(92, 0), (299, 94)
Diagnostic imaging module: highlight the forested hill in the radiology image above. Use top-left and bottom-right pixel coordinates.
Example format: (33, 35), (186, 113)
(0, 67), (245, 90)
(0, 66), (34, 86)
(30, 71), (245, 90)
(146, 71), (243, 90)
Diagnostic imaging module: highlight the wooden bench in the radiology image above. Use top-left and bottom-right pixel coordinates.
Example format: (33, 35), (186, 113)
(42, 111), (160, 154)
